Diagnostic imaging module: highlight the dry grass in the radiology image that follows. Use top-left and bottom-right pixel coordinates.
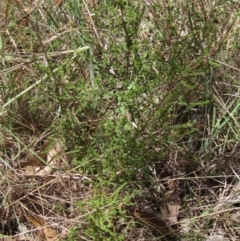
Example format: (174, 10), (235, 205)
(1, 0), (240, 241)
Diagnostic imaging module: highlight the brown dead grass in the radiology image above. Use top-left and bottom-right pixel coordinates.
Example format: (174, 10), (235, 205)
(1, 0), (240, 241)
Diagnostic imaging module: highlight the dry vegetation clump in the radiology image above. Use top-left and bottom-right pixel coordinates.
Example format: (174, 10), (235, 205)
(1, 0), (240, 240)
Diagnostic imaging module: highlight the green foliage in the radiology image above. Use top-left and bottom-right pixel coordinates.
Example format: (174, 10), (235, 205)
(1, 0), (240, 240)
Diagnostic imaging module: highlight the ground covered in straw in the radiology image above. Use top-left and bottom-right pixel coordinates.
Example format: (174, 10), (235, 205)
(1, 1), (240, 241)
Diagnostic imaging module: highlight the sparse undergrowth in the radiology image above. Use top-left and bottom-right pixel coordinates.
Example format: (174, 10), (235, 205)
(1, 0), (240, 241)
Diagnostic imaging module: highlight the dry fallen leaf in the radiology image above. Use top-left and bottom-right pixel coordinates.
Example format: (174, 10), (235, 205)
(159, 182), (181, 224)
(27, 214), (45, 228)
(36, 140), (63, 176)
(27, 214), (58, 241)
(20, 139), (65, 176)
(124, 205), (175, 234)
(43, 227), (58, 241)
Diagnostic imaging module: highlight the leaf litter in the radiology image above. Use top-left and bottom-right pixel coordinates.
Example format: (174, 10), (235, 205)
(0, 136), (92, 241)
